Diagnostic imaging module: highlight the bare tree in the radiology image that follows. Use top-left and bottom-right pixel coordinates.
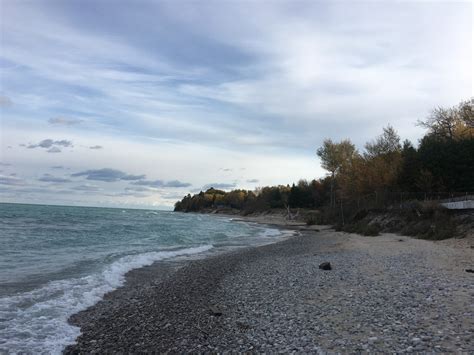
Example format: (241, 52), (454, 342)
(418, 100), (474, 140)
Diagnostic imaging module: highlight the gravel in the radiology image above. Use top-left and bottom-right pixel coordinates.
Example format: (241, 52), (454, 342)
(64, 228), (474, 353)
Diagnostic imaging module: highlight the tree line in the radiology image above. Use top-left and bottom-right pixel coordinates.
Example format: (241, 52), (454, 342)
(174, 99), (473, 213)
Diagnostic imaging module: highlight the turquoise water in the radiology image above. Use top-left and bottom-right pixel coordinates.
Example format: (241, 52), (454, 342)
(0, 203), (289, 353)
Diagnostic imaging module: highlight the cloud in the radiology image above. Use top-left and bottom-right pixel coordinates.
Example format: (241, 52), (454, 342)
(0, 1), (470, 208)
(161, 192), (189, 200)
(201, 182), (237, 191)
(246, 179), (259, 183)
(27, 139), (73, 150)
(28, 139), (54, 149)
(54, 140), (73, 147)
(0, 163), (12, 167)
(51, 165), (64, 169)
(107, 191), (150, 198)
(125, 186), (154, 192)
(47, 147), (62, 153)
(71, 168), (145, 182)
(131, 179), (192, 188)
(0, 95), (13, 108)
(38, 174), (72, 183)
(48, 116), (83, 125)
(131, 179), (163, 187)
(89, 145), (103, 149)
(0, 175), (25, 186)
(72, 184), (101, 191)
(121, 174), (147, 181)
(163, 180), (192, 188)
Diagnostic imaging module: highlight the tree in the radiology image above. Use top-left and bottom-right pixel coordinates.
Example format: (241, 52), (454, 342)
(417, 135), (474, 192)
(317, 139), (357, 207)
(418, 100), (474, 140)
(458, 99), (474, 138)
(364, 125), (401, 158)
(397, 140), (420, 191)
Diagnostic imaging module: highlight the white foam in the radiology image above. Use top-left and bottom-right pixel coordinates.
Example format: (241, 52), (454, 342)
(258, 228), (283, 238)
(0, 245), (213, 354)
(146, 211), (159, 215)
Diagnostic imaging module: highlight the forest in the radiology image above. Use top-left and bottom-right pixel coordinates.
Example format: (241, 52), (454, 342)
(174, 99), (473, 215)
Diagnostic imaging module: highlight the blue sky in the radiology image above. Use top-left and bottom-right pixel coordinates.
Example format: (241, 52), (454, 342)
(0, 0), (472, 209)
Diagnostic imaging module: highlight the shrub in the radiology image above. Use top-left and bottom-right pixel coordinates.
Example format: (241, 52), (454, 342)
(337, 220), (381, 236)
(361, 223), (381, 236)
(304, 212), (321, 225)
(398, 202), (456, 240)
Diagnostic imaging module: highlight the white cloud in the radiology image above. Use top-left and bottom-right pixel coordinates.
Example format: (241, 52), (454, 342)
(0, 1), (470, 208)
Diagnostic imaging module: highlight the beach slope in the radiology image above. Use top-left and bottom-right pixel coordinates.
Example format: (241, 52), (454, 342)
(65, 228), (473, 353)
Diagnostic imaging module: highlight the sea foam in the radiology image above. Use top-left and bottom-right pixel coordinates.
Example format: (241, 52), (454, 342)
(0, 245), (212, 354)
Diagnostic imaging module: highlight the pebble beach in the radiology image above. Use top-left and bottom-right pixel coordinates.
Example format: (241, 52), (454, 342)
(65, 223), (473, 353)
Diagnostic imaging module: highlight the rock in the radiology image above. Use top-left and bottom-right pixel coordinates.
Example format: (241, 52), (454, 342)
(209, 305), (223, 316)
(465, 269), (474, 273)
(236, 321), (250, 330)
(319, 262), (332, 270)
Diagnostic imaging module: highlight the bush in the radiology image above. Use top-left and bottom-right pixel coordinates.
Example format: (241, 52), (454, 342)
(304, 212), (320, 225)
(399, 203), (456, 240)
(337, 220), (381, 236)
(361, 223), (381, 236)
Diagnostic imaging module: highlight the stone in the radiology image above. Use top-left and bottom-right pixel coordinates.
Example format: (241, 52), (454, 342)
(209, 305), (223, 316)
(319, 262), (332, 270)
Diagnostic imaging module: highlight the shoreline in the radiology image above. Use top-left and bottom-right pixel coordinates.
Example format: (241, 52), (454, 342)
(65, 214), (473, 353)
(64, 214), (301, 352)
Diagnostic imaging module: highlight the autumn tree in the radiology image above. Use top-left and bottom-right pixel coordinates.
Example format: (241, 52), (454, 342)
(418, 100), (474, 140)
(359, 125), (403, 193)
(317, 139), (358, 207)
(364, 125), (401, 158)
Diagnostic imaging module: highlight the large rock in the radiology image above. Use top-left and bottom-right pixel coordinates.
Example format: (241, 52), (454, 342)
(319, 262), (332, 270)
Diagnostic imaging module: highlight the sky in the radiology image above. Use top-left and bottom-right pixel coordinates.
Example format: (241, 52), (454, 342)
(0, 0), (472, 209)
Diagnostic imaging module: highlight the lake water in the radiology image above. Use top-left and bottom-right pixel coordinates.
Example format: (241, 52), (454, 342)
(0, 203), (290, 353)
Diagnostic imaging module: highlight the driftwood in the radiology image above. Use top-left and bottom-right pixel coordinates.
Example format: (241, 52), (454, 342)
(285, 205), (299, 221)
